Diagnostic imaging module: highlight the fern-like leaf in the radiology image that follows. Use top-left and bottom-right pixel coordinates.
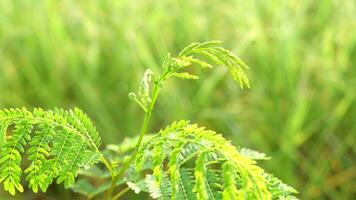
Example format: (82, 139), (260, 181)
(145, 173), (172, 199)
(128, 121), (298, 200)
(176, 168), (196, 200)
(222, 161), (239, 200)
(0, 119), (33, 195)
(0, 107), (101, 195)
(173, 41), (250, 89)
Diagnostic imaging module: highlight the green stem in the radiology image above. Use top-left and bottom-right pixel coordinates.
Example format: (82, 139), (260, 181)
(111, 186), (130, 200)
(105, 81), (161, 199)
(100, 154), (114, 176)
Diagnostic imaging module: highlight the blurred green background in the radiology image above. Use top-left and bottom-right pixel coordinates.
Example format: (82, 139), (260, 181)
(0, 0), (355, 199)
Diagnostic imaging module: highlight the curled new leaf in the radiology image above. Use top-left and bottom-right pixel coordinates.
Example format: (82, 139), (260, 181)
(164, 41), (250, 89)
(129, 69), (155, 111)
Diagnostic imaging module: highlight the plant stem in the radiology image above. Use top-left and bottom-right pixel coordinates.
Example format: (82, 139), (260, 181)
(111, 187), (130, 200)
(100, 154), (114, 176)
(105, 80), (161, 199)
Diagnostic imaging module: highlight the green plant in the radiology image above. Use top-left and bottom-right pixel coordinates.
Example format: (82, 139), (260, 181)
(0, 41), (297, 199)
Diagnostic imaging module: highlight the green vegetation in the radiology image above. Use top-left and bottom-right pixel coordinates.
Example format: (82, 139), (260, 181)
(0, 108), (101, 194)
(0, 42), (297, 199)
(0, 0), (355, 199)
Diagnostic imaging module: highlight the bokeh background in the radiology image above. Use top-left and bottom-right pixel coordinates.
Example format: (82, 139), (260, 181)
(0, 0), (355, 199)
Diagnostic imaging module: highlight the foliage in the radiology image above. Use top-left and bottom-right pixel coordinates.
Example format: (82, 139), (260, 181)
(129, 40), (250, 113)
(72, 121), (298, 200)
(0, 108), (101, 195)
(1, 1), (355, 199)
(0, 41), (298, 200)
(73, 41), (297, 199)
(129, 120), (298, 199)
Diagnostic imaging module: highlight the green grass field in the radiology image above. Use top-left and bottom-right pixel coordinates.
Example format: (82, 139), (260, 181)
(0, 0), (355, 199)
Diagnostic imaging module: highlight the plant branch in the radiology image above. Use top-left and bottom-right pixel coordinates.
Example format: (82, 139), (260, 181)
(105, 80), (161, 199)
(111, 186), (131, 200)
